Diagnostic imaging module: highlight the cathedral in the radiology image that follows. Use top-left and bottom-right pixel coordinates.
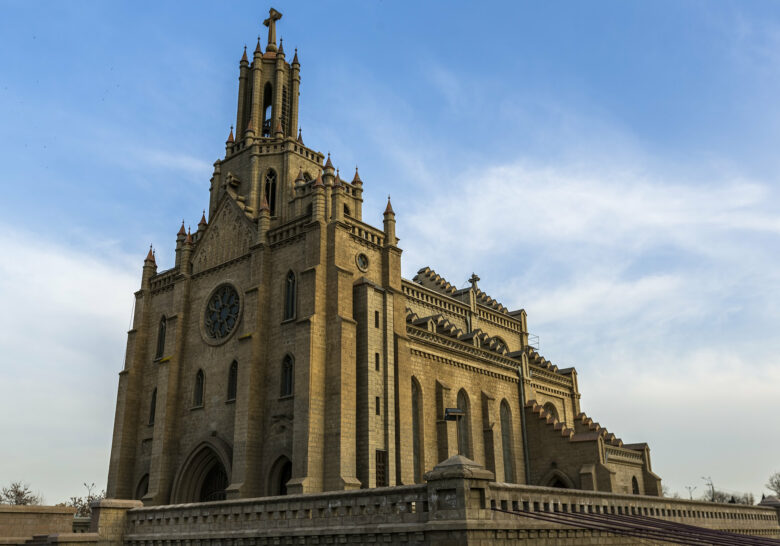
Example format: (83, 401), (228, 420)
(106, 8), (663, 507)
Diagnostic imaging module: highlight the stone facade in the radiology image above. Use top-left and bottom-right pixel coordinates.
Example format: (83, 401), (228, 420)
(105, 8), (665, 509)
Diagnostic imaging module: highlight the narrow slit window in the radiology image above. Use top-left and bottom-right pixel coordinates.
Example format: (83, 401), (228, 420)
(281, 355), (294, 397)
(227, 361), (238, 401)
(193, 370), (204, 407)
(155, 316), (166, 359)
(148, 388), (157, 425)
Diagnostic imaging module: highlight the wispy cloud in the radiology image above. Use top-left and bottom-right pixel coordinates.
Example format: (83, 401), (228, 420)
(0, 226), (137, 503)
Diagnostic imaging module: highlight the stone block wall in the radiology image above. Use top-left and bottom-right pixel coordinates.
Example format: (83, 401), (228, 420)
(0, 505), (75, 543)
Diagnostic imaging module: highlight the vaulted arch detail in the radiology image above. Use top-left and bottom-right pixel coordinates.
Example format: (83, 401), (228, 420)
(170, 437), (233, 504)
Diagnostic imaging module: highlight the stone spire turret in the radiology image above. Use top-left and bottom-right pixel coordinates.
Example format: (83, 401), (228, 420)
(175, 221), (186, 268)
(383, 196), (396, 246)
(142, 245), (157, 287)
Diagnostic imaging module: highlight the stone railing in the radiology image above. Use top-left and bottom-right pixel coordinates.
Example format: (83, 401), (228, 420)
(529, 365), (574, 387)
(268, 215), (311, 246)
(22, 459), (780, 545)
(488, 481), (780, 534)
(603, 445), (644, 465)
(346, 219), (385, 248)
(402, 280), (470, 318)
(476, 306), (523, 333)
(149, 269), (176, 292)
(123, 485), (428, 544)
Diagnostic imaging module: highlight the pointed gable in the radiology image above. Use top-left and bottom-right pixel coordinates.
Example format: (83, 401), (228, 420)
(191, 195), (256, 275)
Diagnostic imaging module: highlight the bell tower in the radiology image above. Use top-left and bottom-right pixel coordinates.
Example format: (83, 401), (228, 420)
(233, 8), (299, 140)
(210, 8), (361, 227)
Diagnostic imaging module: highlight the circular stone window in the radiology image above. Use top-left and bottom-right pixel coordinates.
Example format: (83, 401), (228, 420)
(356, 253), (369, 272)
(204, 284), (241, 341)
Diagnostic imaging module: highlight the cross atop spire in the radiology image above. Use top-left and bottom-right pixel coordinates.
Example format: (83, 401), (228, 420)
(469, 273), (480, 290)
(263, 8), (282, 52)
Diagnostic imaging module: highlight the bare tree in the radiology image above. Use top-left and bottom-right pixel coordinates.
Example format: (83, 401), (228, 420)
(702, 489), (755, 505)
(63, 483), (105, 518)
(767, 472), (780, 497)
(0, 482), (42, 505)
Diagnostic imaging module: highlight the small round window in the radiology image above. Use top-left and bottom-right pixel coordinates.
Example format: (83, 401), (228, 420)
(204, 284), (240, 339)
(356, 253), (369, 272)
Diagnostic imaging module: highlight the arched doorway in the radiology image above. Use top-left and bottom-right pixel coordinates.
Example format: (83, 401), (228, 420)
(540, 469), (575, 489)
(268, 456), (292, 496)
(199, 463), (228, 502)
(170, 440), (232, 503)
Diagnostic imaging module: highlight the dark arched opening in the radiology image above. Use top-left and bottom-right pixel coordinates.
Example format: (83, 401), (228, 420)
(550, 477), (568, 488)
(265, 169), (277, 216)
(262, 83), (273, 136)
(543, 402), (559, 423)
(170, 440), (232, 504)
(281, 355), (294, 397)
(456, 389), (472, 459)
(227, 361), (238, 401)
(193, 369), (205, 407)
(500, 400), (515, 483)
(199, 462), (228, 502)
(411, 377), (424, 482)
(135, 474), (149, 501)
(155, 316), (166, 359)
(284, 271), (296, 320)
(632, 476), (640, 495)
(268, 456), (292, 496)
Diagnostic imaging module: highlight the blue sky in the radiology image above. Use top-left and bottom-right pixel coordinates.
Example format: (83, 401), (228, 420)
(1, 1), (779, 503)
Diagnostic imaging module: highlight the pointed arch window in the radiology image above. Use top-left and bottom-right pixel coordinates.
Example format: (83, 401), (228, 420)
(227, 361), (238, 402)
(411, 377), (424, 482)
(193, 369), (205, 407)
(262, 83), (273, 137)
(265, 169), (277, 216)
(543, 402), (559, 423)
(149, 388), (157, 425)
(281, 355), (294, 397)
(456, 389), (472, 459)
(632, 476), (640, 495)
(155, 316), (166, 359)
(284, 271), (296, 320)
(500, 400), (515, 483)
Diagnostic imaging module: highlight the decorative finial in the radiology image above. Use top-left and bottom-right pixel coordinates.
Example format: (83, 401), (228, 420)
(145, 244), (156, 263)
(254, 36), (262, 54)
(278, 37), (284, 55)
(259, 194), (270, 212)
(178, 221), (186, 236)
(325, 152), (333, 169)
(292, 48), (299, 64)
(241, 45), (248, 63)
(384, 195), (394, 215)
(352, 166), (362, 184)
(198, 210), (207, 227)
(227, 125), (234, 143)
(469, 273), (480, 290)
(297, 127), (303, 144)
